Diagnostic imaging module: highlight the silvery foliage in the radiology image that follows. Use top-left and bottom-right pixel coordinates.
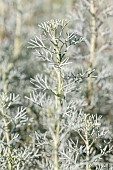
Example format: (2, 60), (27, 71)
(0, 93), (35, 170)
(27, 19), (113, 169)
(68, 0), (113, 114)
(67, 0), (113, 168)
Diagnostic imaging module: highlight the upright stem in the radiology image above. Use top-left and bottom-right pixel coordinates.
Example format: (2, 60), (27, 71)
(53, 120), (60, 170)
(1, 109), (12, 170)
(13, 0), (22, 61)
(88, 0), (96, 105)
(52, 32), (62, 170)
(85, 115), (91, 170)
(86, 1), (96, 168)
(0, 59), (13, 170)
(78, 115), (91, 170)
(0, 0), (5, 39)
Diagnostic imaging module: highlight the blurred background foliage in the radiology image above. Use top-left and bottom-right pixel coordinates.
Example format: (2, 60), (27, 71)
(0, 0), (113, 168)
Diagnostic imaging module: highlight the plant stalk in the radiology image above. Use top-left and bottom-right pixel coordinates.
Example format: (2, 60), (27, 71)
(52, 30), (62, 170)
(88, 0), (96, 105)
(85, 115), (91, 170)
(2, 109), (12, 170)
(13, 0), (22, 61)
